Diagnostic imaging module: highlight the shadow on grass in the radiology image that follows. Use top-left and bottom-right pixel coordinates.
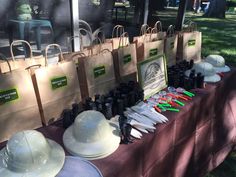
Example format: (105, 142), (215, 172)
(157, 10), (236, 65)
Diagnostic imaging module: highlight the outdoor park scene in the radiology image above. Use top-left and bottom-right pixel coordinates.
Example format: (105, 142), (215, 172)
(0, 0), (235, 177)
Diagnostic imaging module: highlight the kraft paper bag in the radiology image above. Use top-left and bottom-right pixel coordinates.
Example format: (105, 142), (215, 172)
(164, 25), (178, 66)
(135, 36), (164, 62)
(177, 22), (202, 62)
(0, 59), (42, 142)
(106, 25), (129, 50)
(112, 32), (137, 82)
(0, 40), (44, 73)
(77, 50), (116, 100)
(31, 44), (81, 125)
(133, 24), (164, 62)
(150, 21), (167, 41)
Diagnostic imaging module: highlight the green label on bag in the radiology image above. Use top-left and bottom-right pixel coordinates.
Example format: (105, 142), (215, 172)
(188, 39), (196, 46)
(94, 66), (106, 78)
(149, 48), (158, 57)
(51, 76), (67, 90)
(0, 88), (19, 105)
(123, 54), (132, 64)
(170, 42), (175, 49)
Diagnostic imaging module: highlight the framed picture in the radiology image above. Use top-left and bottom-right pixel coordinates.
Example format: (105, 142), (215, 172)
(137, 54), (168, 99)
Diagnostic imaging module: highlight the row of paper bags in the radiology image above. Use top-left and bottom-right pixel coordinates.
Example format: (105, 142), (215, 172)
(0, 21), (201, 142)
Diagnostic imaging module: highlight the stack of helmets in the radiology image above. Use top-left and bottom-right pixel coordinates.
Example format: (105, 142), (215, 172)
(205, 55), (230, 73)
(185, 61), (221, 83)
(63, 110), (120, 160)
(0, 130), (65, 177)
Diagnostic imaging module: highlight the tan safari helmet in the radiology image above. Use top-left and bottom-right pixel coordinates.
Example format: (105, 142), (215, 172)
(0, 130), (65, 177)
(185, 62), (221, 83)
(63, 110), (120, 160)
(205, 55), (230, 73)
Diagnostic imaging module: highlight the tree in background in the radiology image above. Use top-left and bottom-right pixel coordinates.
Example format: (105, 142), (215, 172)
(204, 0), (227, 18)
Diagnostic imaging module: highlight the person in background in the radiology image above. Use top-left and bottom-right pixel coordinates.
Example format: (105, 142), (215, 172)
(193, 0), (202, 13)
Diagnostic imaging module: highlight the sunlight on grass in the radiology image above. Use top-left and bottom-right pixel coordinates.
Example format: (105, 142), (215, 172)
(159, 10), (236, 65)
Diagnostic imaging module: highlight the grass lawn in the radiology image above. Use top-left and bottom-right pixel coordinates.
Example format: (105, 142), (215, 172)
(157, 9), (236, 65)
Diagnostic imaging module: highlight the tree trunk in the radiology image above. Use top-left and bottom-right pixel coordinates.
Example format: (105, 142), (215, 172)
(132, 0), (145, 25)
(187, 0), (194, 10)
(204, 0), (226, 18)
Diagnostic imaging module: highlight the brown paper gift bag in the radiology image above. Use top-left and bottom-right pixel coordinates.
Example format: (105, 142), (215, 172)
(177, 22), (202, 62)
(150, 21), (167, 41)
(106, 25), (129, 50)
(0, 40), (44, 73)
(77, 50), (116, 100)
(134, 26), (164, 62)
(0, 59), (42, 142)
(112, 32), (137, 82)
(31, 44), (81, 125)
(164, 25), (178, 66)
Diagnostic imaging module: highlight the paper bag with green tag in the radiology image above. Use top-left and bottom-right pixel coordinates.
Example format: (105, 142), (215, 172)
(164, 25), (178, 66)
(112, 32), (137, 82)
(177, 22), (202, 62)
(134, 24), (164, 62)
(0, 40), (44, 73)
(30, 44), (81, 125)
(77, 50), (116, 100)
(0, 59), (42, 142)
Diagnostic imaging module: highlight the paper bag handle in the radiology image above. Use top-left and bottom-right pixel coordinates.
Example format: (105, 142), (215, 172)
(154, 21), (163, 32)
(112, 25), (125, 38)
(91, 37), (103, 54)
(188, 21), (197, 32)
(25, 64), (42, 70)
(140, 24), (149, 35)
(118, 32), (130, 48)
(0, 53), (12, 73)
(100, 49), (112, 54)
(10, 40), (33, 61)
(167, 25), (175, 37)
(143, 27), (152, 42)
(45, 44), (64, 66)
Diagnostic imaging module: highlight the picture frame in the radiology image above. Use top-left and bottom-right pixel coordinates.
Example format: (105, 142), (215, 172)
(137, 54), (168, 99)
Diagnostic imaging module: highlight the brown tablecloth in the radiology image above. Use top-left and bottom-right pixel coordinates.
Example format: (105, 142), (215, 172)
(1, 71), (236, 177)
